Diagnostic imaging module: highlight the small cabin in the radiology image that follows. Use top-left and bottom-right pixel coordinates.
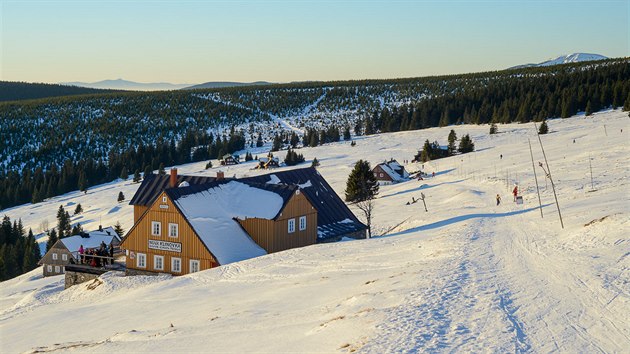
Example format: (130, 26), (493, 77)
(372, 159), (409, 185)
(256, 154), (280, 169)
(220, 154), (240, 165)
(38, 226), (121, 277)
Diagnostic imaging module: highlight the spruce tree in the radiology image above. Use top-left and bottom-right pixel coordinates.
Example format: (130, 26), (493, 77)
(343, 126), (351, 140)
(256, 134), (264, 147)
(585, 100), (593, 116)
(311, 157), (320, 168)
(133, 169), (141, 183)
(143, 165), (153, 178)
(458, 134), (475, 153)
(46, 229), (58, 252)
(114, 221), (125, 237)
(421, 139), (433, 163)
(345, 160), (379, 202)
(447, 129), (457, 155)
(78, 172), (87, 193)
(117, 191), (125, 203)
(489, 123), (498, 135)
(538, 120), (549, 134)
(119, 166), (128, 180)
(74, 203), (83, 215)
(158, 163), (166, 175)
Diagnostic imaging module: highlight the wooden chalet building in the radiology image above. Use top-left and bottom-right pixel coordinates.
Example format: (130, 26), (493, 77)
(220, 154), (240, 165)
(38, 227), (120, 277)
(123, 167), (366, 276)
(256, 154), (280, 169)
(373, 159), (409, 185)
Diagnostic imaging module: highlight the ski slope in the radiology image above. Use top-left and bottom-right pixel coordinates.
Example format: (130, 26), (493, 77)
(1, 109), (629, 353)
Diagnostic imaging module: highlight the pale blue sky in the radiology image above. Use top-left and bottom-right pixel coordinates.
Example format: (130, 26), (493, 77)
(1, 0), (628, 84)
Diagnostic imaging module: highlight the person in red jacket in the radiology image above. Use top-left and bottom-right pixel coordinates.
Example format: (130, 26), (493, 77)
(512, 185), (518, 202)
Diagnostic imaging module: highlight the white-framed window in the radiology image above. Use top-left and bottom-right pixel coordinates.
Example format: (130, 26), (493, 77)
(47, 265), (52, 272)
(151, 221), (161, 236)
(171, 257), (181, 273)
(169, 223), (179, 238)
(162, 196), (167, 203)
(380, 173), (384, 177)
(190, 259), (200, 273)
(299, 216), (307, 231)
(52, 253), (58, 260)
(154, 255), (164, 271)
(137, 253), (146, 268)
(60, 266), (64, 273)
(62, 254), (68, 261)
(374, 172), (377, 177)
(288, 218), (295, 233)
(55, 266), (60, 273)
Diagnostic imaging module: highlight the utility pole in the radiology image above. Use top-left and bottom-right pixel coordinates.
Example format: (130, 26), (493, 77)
(535, 123), (564, 229)
(528, 139), (543, 218)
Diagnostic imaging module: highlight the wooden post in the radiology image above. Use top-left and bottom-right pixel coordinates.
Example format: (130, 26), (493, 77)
(528, 139), (543, 218)
(535, 123), (564, 229)
(420, 192), (428, 212)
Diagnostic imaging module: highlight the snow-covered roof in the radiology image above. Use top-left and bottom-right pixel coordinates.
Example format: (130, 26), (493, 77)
(60, 228), (119, 253)
(172, 181), (282, 265)
(377, 160), (409, 182)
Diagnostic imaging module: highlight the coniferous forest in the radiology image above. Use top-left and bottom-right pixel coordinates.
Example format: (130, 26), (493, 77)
(1, 58), (629, 210)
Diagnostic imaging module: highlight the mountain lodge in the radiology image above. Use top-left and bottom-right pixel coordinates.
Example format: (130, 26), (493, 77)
(122, 167), (366, 276)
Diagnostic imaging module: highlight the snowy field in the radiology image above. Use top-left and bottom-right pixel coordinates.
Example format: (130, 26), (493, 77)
(1, 109), (629, 353)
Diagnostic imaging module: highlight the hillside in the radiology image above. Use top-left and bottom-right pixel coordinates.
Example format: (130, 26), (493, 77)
(0, 81), (117, 102)
(183, 81), (273, 90)
(1, 109), (628, 352)
(1, 58), (629, 210)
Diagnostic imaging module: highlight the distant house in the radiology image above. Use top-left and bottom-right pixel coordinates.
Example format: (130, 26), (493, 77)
(256, 154), (280, 169)
(38, 226), (120, 277)
(220, 154), (240, 165)
(372, 159), (409, 185)
(123, 167), (367, 276)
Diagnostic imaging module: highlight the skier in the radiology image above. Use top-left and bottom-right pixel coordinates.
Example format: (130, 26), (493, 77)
(500, 154), (503, 160)
(496, 194), (501, 206)
(512, 185), (518, 202)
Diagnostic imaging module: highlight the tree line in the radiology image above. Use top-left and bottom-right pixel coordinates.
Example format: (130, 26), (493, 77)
(0, 128), (247, 209)
(0, 216), (41, 281)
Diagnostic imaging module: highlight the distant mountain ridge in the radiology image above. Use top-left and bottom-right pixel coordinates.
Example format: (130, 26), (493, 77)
(509, 53), (608, 69)
(0, 81), (116, 102)
(183, 81), (273, 90)
(61, 79), (193, 91)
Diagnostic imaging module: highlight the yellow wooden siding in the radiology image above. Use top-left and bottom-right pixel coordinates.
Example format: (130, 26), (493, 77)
(134, 205), (148, 223)
(122, 192), (217, 275)
(238, 191), (317, 253)
(239, 218), (276, 253)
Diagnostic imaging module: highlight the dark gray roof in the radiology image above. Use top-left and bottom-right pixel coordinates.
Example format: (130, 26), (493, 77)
(240, 167), (367, 239)
(129, 167), (366, 240)
(129, 174), (218, 206)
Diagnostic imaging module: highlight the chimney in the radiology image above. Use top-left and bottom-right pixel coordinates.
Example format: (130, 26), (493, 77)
(98, 225), (103, 231)
(170, 168), (178, 188)
(216, 171), (224, 180)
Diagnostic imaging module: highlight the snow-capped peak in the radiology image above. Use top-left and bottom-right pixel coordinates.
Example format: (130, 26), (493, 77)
(509, 53), (608, 69)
